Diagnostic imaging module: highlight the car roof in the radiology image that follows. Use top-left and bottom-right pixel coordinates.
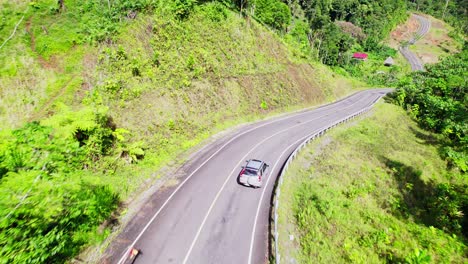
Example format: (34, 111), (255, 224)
(246, 159), (263, 170)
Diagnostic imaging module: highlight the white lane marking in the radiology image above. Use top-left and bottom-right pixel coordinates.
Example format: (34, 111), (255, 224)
(247, 93), (385, 264)
(116, 91), (368, 264)
(182, 116), (324, 264)
(247, 130), (318, 264)
(181, 93), (377, 264)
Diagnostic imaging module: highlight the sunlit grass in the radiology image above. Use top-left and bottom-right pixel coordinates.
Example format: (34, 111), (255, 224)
(277, 102), (466, 263)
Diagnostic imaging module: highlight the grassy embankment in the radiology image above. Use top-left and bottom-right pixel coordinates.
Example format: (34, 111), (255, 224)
(276, 102), (467, 263)
(1, 1), (368, 261)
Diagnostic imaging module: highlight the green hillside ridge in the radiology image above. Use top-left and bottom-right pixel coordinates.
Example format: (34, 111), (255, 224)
(0, 1), (365, 131)
(277, 103), (467, 263)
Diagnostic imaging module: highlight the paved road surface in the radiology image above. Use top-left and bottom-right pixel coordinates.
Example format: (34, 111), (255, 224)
(400, 14), (431, 71)
(103, 89), (392, 264)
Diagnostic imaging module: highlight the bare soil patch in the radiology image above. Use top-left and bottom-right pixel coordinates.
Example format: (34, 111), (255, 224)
(387, 14), (461, 65)
(388, 15), (420, 49)
(413, 16), (461, 64)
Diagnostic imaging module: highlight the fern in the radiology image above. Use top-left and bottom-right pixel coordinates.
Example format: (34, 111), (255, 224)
(41, 103), (109, 139)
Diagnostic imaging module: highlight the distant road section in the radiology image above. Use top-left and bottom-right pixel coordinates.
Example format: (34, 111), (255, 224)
(399, 46), (425, 71)
(103, 89), (392, 264)
(399, 14), (431, 71)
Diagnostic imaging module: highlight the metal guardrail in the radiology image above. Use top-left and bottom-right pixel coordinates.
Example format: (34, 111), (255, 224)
(271, 98), (383, 264)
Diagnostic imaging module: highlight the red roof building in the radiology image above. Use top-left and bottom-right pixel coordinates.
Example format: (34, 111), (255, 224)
(352, 52), (368, 60)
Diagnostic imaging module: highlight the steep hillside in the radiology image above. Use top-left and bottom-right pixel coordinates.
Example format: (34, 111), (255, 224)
(3, 1), (463, 262)
(0, 1), (363, 131)
(0, 1), (366, 262)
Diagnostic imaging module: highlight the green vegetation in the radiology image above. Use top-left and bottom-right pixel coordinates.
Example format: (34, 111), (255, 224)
(285, 0), (409, 84)
(277, 103), (467, 263)
(390, 47), (467, 172)
(406, 15), (463, 65)
(233, 0), (418, 83)
(0, 108), (120, 263)
(408, 0), (468, 34)
(0, 0), (465, 262)
(339, 45), (402, 86)
(251, 0), (291, 31)
(0, 0), (366, 262)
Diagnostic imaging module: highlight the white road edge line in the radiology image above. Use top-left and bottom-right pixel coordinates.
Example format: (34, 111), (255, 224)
(247, 130), (318, 264)
(181, 94), (373, 264)
(248, 92), (386, 264)
(182, 117), (324, 264)
(116, 93), (363, 264)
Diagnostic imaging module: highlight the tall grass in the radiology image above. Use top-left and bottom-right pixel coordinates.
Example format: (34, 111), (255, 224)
(277, 102), (466, 263)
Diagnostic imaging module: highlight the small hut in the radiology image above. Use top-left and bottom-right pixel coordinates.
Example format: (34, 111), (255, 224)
(384, 57), (394, 66)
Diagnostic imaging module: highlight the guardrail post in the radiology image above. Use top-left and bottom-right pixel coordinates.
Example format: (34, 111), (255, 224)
(271, 97), (383, 263)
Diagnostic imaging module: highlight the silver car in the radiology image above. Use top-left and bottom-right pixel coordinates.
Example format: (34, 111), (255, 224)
(238, 159), (269, 188)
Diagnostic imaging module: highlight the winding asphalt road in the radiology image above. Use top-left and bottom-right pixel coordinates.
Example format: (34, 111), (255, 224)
(399, 14), (431, 71)
(102, 89), (392, 264)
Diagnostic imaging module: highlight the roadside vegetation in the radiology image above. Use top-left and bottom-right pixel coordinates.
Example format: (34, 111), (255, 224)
(277, 102), (467, 263)
(0, 0), (364, 262)
(390, 47), (467, 173)
(277, 31), (466, 264)
(408, 16), (463, 65)
(0, 0), (465, 263)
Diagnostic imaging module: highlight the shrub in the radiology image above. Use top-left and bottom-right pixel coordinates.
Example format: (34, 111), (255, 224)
(170, 0), (198, 19)
(198, 1), (228, 22)
(253, 0), (291, 31)
(427, 182), (468, 237)
(0, 120), (119, 263)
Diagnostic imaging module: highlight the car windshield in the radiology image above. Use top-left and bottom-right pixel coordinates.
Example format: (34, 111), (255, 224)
(244, 169), (258, 176)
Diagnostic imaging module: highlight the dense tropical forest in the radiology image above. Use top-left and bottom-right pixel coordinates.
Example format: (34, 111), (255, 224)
(0, 0), (466, 263)
(391, 47), (467, 234)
